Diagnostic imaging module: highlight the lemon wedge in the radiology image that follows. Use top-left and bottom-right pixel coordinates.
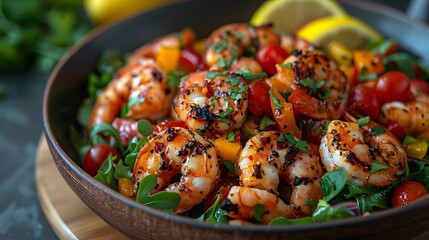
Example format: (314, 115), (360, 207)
(250, 0), (347, 34)
(84, 0), (172, 25)
(297, 16), (382, 50)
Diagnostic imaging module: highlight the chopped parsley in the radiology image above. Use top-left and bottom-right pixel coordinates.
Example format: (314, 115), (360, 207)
(269, 89), (282, 110)
(212, 39), (228, 53)
(299, 78), (325, 95)
(370, 126), (385, 136)
(280, 133), (309, 152)
(357, 116), (370, 126)
(370, 161), (389, 174)
(280, 63), (292, 69)
(259, 115), (276, 130)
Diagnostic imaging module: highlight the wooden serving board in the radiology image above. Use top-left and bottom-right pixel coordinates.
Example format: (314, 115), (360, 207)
(35, 135), (130, 240)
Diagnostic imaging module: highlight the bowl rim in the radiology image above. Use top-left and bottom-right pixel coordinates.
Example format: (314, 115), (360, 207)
(42, 0), (429, 234)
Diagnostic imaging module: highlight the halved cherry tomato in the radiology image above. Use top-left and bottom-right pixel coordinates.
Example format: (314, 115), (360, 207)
(153, 120), (188, 135)
(83, 144), (120, 177)
(248, 80), (272, 117)
(383, 122), (406, 142)
(179, 48), (203, 72)
(256, 45), (289, 75)
(348, 84), (380, 120)
(392, 181), (428, 207)
(411, 79), (429, 94)
(112, 118), (141, 145)
(375, 71), (411, 105)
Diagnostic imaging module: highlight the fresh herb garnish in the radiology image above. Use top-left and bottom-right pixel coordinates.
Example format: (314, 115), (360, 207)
(167, 70), (187, 88)
(370, 126), (385, 136)
(223, 160), (238, 177)
(370, 161), (388, 174)
(212, 39), (228, 53)
(89, 123), (124, 154)
(226, 131), (236, 142)
(280, 63), (292, 69)
(299, 78), (324, 95)
(253, 204), (265, 223)
(269, 88), (282, 110)
(357, 116), (370, 126)
(259, 115), (276, 130)
(282, 133), (309, 152)
(205, 71), (229, 79)
(136, 174), (181, 210)
(196, 194), (228, 223)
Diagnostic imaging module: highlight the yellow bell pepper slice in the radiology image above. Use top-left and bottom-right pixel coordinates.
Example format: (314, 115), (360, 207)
(214, 132), (242, 162)
(353, 50), (384, 82)
(118, 178), (135, 198)
(403, 135), (429, 159)
(155, 46), (180, 72)
(269, 88), (302, 139)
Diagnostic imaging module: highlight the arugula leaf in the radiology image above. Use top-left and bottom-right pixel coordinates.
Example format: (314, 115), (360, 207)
(312, 200), (355, 222)
(136, 174), (180, 210)
(269, 216), (314, 225)
(137, 119), (154, 137)
(196, 194), (228, 223)
(94, 154), (118, 190)
(408, 160), (429, 189)
(125, 136), (149, 168)
(319, 167), (348, 202)
(345, 184), (391, 213)
(253, 204), (265, 223)
(89, 123), (124, 154)
(384, 52), (415, 79)
(113, 160), (132, 179)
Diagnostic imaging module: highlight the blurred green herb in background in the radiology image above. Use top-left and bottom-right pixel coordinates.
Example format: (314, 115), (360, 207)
(0, 0), (91, 73)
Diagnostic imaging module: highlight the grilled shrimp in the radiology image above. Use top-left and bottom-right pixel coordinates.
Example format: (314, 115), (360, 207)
(222, 186), (301, 224)
(204, 23), (280, 71)
(274, 51), (349, 120)
(133, 127), (219, 214)
(379, 101), (429, 135)
(320, 117), (407, 187)
(87, 58), (173, 130)
(173, 71), (248, 138)
(236, 131), (324, 215)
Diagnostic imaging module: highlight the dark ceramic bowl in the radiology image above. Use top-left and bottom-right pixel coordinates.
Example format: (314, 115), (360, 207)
(43, 0), (429, 239)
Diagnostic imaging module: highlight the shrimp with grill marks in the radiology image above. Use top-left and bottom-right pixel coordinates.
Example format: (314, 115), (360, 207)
(204, 23), (280, 72)
(87, 58), (173, 130)
(133, 127), (219, 214)
(274, 51), (349, 120)
(320, 113), (407, 187)
(236, 131), (324, 216)
(173, 70), (248, 138)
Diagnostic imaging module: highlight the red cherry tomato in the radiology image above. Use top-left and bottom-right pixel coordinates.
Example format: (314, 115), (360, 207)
(348, 84), (380, 120)
(375, 71), (411, 105)
(256, 45), (289, 75)
(112, 118), (141, 145)
(392, 181), (428, 207)
(83, 144), (120, 177)
(383, 122), (406, 142)
(247, 80), (272, 117)
(153, 120), (188, 135)
(411, 79), (429, 94)
(179, 48), (203, 72)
